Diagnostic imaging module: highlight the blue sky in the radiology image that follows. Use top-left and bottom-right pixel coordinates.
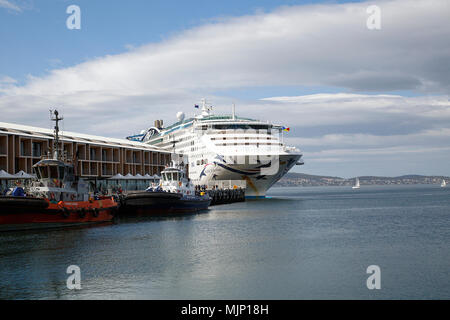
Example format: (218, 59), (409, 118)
(1, 0), (449, 177)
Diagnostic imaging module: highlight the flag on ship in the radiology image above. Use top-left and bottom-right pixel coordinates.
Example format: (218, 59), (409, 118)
(282, 127), (290, 132)
(194, 104), (199, 108)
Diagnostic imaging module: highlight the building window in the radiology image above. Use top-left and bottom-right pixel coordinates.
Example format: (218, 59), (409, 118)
(20, 141), (25, 156)
(90, 149), (96, 160)
(32, 142), (41, 158)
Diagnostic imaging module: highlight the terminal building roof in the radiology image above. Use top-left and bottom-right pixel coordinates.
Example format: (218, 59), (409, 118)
(0, 121), (167, 153)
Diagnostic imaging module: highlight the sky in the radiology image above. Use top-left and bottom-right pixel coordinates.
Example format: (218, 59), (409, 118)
(0, 0), (449, 178)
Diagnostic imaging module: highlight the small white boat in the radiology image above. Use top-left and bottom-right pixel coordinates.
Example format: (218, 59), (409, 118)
(352, 177), (360, 189)
(441, 179), (447, 188)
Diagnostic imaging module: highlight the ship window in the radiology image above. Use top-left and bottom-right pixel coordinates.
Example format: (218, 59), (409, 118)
(212, 124), (270, 130)
(34, 167), (41, 180)
(66, 167), (74, 181)
(173, 172), (179, 181)
(49, 166), (58, 179)
(40, 166), (49, 179)
(58, 166), (65, 180)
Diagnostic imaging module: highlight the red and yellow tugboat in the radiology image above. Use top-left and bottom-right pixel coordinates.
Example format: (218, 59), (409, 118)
(0, 110), (118, 231)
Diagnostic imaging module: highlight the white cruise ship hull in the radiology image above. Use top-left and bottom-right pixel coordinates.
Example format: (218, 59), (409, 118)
(196, 153), (301, 198)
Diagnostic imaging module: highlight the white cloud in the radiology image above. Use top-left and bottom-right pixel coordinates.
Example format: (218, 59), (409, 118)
(310, 145), (450, 157)
(0, 75), (18, 92)
(0, 0), (21, 12)
(259, 92), (450, 176)
(287, 128), (450, 148)
(0, 75), (17, 84)
(258, 94), (450, 128)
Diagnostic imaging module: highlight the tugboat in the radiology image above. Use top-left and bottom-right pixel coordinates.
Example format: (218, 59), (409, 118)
(123, 161), (211, 214)
(0, 110), (118, 231)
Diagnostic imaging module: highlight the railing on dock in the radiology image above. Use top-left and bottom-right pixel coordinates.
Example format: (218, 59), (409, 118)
(203, 180), (246, 190)
(195, 180), (246, 206)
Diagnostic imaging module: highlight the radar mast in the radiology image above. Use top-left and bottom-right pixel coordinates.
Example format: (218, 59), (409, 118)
(50, 109), (63, 160)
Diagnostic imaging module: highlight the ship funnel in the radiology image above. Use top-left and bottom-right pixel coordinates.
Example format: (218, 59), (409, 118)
(154, 120), (164, 129)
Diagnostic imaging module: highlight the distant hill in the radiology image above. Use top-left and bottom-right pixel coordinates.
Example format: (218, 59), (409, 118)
(275, 172), (449, 187)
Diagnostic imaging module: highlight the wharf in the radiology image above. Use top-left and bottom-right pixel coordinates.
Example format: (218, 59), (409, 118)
(197, 180), (246, 206)
(206, 188), (245, 206)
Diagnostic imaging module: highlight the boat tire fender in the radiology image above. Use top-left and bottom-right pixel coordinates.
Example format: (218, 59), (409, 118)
(62, 207), (70, 218)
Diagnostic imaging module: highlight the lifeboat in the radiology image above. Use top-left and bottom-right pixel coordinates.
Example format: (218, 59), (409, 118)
(0, 110), (118, 231)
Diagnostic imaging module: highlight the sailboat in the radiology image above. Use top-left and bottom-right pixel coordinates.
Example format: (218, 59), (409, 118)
(441, 179), (447, 188)
(352, 177), (361, 189)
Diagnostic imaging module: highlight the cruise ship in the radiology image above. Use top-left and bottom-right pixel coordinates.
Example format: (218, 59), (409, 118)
(127, 100), (304, 197)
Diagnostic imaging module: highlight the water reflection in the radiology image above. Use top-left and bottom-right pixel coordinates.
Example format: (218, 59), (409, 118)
(1, 185), (450, 299)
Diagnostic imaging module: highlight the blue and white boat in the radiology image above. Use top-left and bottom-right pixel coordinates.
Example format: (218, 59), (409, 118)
(123, 160), (211, 213)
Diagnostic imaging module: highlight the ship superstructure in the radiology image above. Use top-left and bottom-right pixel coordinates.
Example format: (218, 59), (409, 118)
(128, 100), (303, 197)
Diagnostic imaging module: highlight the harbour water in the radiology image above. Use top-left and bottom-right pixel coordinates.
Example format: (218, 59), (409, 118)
(1, 184), (449, 299)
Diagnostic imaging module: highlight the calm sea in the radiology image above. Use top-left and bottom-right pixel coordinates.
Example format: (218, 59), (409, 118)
(1, 184), (449, 299)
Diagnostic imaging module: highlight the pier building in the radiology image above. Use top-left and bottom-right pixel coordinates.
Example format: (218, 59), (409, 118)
(0, 121), (171, 180)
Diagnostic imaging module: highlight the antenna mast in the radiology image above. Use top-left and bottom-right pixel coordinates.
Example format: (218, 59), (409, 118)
(200, 98), (213, 117)
(50, 109), (64, 160)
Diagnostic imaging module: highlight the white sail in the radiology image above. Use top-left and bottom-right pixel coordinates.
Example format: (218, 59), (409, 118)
(441, 179), (447, 187)
(352, 177), (360, 189)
